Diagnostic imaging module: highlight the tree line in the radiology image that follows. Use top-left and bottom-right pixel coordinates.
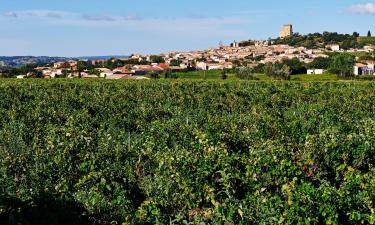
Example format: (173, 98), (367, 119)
(235, 53), (357, 80)
(273, 32), (367, 49)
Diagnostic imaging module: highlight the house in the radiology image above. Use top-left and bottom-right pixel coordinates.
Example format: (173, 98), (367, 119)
(113, 67), (132, 74)
(326, 44), (340, 52)
(354, 63), (374, 76)
(169, 66), (184, 72)
(132, 65), (164, 75)
(53, 62), (70, 69)
(82, 74), (99, 78)
(100, 71), (114, 78)
(307, 69), (325, 75)
(106, 74), (128, 79)
(88, 60), (107, 66)
(106, 74), (149, 80)
(196, 62), (208, 70)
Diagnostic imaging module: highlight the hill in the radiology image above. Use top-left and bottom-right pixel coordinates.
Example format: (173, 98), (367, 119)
(273, 32), (364, 49)
(0, 56), (72, 68)
(358, 36), (375, 45)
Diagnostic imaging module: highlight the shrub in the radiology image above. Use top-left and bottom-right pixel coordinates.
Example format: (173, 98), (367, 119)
(0, 80), (374, 224)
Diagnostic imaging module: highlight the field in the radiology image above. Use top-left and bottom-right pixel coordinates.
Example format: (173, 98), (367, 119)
(171, 70), (339, 81)
(0, 79), (374, 225)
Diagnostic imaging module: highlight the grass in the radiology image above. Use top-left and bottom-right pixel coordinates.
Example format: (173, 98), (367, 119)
(173, 70), (238, 80)
(290, 73), (338, 81)
(170, 70), (339, 81)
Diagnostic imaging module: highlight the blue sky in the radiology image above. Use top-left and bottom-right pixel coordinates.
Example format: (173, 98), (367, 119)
(0, 0), (374, 56)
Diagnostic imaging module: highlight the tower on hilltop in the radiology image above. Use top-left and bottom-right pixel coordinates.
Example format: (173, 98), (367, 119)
(279, 24), (293, 39)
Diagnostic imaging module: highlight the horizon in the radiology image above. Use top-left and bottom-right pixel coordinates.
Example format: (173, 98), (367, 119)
(1, 0), (375, 57)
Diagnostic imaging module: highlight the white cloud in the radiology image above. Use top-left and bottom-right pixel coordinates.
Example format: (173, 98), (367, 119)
(83, 15), (116, 22)
(348, 3), (375, 14)
(3, 11), (17, 18)
(124, 13), (142, 21)
(2, 10), (71, 19)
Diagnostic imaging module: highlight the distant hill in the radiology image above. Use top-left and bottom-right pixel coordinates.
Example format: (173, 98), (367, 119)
(76, 55), (129, 60)
(0, 55), (130, 68)
(0, 56), (72, 68)
(272, 32), (366, 49)
(358, 37), (375, 46)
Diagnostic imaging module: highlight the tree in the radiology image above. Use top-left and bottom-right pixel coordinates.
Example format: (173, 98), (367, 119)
(368, 30), (372, 37)
(264, 63), (274, 77)
(252, 63), (265, 74)
(265, 63), (291, 80)
(282, 58), (307, 74)
(169, 59), (181, 67)
(163, 69), (177, 79)
(149, 72), (160, 79)
(236, 67), (257, 80)
(221, 69), (228, 80)
(308, 57), (331, 69)
(149, 55), (165, 63)
(329, 53), (355, 78)
(353, 32), (360, 38)
(279, 65), (291, 80)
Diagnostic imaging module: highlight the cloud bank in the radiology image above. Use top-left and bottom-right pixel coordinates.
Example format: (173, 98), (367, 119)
(348, 3), (375, 14)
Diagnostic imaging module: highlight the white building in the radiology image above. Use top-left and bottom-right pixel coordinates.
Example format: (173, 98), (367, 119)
(354, 63), (375, 76)
(307, 69), (325, 75)
(100, 71), (114, 78)
(196, 62), (208, 70)
(326, 44), (340, 52)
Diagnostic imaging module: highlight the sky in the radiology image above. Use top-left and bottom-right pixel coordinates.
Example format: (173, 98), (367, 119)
(0, 0), (375, 56)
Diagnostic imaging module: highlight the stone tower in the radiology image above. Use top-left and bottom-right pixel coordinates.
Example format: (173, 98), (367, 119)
(279, 24), (293, 39)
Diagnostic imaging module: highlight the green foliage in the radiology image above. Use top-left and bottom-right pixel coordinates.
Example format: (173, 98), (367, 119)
(329, 53), (356, 78)
(282, 58), (307, 74)
(274, 32), (364, 49)
(149, 55), (165, 64)
(265, 62), (291, 80)
(358, 37), (375, 46)
(252, 63), (266, 73)
(0, 80), (374, 224)
(163, 70), (178, 79)
(238, 40), (255, 47)
(169, 59), (181, 67)
(235, 67), (257, 80)
(221, 69), (228, 80)
(149, 72), (160, 79)
(0, 64), (38, 78)
(307, 57), (331, 69)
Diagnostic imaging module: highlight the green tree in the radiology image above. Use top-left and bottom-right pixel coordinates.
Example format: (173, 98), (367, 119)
(368, 30), (372, 37)
(149, 72), (160, 79)
(352, 32), (360, 38)
(236, 67), (257, 80)
(329, 53), (355, 78)
(279, 64), (291, 80)
(265, 63), (291, 80)
(149, 55), (165, 63)
(282, 58), (306, 74)
(221, 69), (228, 80)
(264, 63), (274, 77)
(169, 59), (181, 67)
(308, 57), (331, 69)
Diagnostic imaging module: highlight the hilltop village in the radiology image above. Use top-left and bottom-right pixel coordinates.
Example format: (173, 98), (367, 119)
(5, 24), (375, 79)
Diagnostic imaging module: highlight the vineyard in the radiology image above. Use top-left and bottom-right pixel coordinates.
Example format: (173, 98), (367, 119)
(0, 79), (374, 225)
